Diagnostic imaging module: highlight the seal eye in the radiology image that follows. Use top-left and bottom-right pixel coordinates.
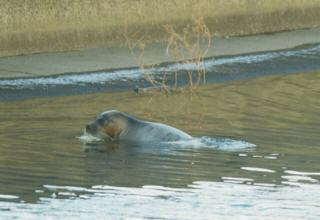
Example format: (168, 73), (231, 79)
(97, 118), (105, 126)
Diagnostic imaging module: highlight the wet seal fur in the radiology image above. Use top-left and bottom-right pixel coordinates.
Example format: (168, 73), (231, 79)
(85, 110), (191, 144)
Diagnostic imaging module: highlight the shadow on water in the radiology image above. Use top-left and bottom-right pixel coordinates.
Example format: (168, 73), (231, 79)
(0, 70), (319, 207)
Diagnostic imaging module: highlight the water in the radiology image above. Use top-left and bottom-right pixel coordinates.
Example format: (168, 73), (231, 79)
(0, 48), (320, 219)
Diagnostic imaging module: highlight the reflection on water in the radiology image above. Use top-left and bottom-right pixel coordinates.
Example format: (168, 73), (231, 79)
(0, 71), (320, 218)
(1, 182), (320, 220)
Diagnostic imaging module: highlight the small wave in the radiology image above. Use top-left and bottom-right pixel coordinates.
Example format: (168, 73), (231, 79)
(281, 175), (319, 183)
(78, 131), (255, 151)
(165, 136), (256, 151)
(161, 44), (320, 72)
(78, 133), (255, 152)
(1, 44), (319, 88)
(0, 69), (142, 88)
(241, 166), (276, 173)
(284, 170), (320, 176)
(0, 195), (19, 200)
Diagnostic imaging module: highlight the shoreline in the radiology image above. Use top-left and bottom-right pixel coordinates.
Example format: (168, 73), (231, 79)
(0, 28), (320, 79)
(1, 43), (319, 101)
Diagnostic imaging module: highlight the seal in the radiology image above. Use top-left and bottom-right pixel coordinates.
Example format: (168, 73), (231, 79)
(85, 110), (191, 143)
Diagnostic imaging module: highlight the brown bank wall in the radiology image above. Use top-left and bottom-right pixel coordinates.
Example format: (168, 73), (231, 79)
(0, 0), (320, 57)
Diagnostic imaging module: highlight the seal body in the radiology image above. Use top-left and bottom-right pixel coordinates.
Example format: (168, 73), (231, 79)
(85, 110), (191, 143)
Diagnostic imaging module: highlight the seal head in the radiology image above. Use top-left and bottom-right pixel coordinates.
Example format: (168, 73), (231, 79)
(86, 110), (134, 141)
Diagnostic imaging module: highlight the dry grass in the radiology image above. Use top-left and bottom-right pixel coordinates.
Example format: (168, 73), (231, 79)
(123, 25), (171, 95)
(123, 17), (211, 94)
(165, 17), (211, 91)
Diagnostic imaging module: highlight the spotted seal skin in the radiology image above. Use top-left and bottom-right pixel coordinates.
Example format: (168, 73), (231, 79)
(85, 110), (192, 143)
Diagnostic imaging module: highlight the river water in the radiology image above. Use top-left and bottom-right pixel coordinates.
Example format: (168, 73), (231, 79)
(0, 44), (320, 219)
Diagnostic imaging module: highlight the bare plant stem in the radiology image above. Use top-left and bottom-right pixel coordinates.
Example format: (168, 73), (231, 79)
(124, 17), (212, 94)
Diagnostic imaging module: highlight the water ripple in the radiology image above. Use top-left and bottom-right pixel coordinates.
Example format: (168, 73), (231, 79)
(1, 181), (320, 220)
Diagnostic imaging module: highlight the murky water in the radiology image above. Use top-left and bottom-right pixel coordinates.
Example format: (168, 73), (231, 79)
(0, 68), (320, 219)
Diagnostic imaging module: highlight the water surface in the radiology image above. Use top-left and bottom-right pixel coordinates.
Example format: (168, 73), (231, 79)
(0, 70), (319, 219)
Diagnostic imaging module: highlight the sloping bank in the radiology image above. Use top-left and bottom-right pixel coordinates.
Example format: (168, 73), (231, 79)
(1, 0), (320, 58)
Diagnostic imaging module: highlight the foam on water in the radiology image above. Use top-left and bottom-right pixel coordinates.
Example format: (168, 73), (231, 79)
(165, 136), (256, 151)
(78, 132), (256, 152)
(77, 130), (103, 144)
(1, 44), (319, 88)
(166, 44), (320, 72)
(0, 69), (141, 88)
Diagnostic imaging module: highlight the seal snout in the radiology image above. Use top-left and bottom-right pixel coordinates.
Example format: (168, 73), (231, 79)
(86, 122), (98, 133)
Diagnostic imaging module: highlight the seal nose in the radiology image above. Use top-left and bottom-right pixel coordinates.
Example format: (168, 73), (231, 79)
(86, 122), (97, 133)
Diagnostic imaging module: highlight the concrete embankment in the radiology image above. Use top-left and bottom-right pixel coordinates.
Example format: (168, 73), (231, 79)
(0, 28), (320, 79)
(1, 0), (320, 58)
